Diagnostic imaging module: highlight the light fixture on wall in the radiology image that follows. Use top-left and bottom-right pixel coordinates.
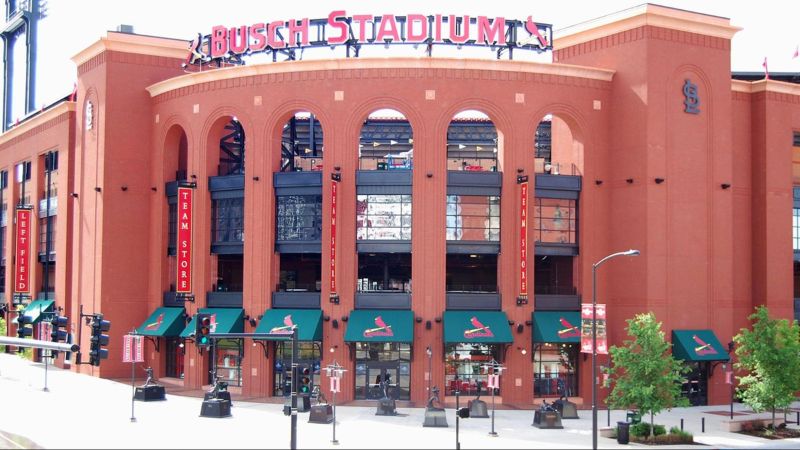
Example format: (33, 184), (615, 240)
(517, 346), (528, 355)
(595, 180), (603, 186)
(70, 192), (79, 198)
(654, 178), (665, 184)
(721, 183), (731, 190)
(626, 178), (634, 184)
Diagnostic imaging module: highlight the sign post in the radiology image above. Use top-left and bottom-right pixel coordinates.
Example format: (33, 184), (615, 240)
(482, 360), (505, 437)
(37, 318), (52, 392)
(123, 332), (145, 422)
(325, 361), (346, 445)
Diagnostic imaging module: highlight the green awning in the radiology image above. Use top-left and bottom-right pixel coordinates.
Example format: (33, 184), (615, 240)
(255, 309), (322, 341)
(344, 310), (414, 343)
(532, 311), (582, 343)
(136, 307), (186, 337)
(180, 308), (244, 338)
(672, 330), (730, 362)
(21, 300), (55, 324)
(443, 311), (513, 344)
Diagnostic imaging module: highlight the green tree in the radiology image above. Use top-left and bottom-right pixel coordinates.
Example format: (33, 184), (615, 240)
(733, 305), (800, 427)
(0, 314), (5, 352)
(606, 312), (689, 440)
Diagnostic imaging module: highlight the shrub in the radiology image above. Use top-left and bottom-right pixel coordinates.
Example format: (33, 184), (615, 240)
(630, 422), (666, 438)
(669, 426), (680, 435)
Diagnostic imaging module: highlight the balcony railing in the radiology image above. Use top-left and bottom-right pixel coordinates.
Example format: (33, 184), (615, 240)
(534, 285), (577, 296)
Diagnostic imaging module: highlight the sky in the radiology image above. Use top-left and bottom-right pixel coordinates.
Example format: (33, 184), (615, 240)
(16, 0), (800, 117)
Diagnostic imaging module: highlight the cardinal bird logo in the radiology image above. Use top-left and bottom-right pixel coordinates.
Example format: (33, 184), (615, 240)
(523, 16), (549, 48)
(144, 313), (164, 331)
(363, 316), (394, 338)
(557, 317), (581, 338)
(693, 335), (718, 356)
(464, 316), (494, 339)
(269, 315), (296, 335)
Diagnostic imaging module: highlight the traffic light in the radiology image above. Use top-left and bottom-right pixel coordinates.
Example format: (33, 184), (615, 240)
(50, 315), (69, 342)
(299, 366), (311, 394)
(16, 314), (33, 339)
(195, 313), (211, 347)
(89, 313), (111, 366)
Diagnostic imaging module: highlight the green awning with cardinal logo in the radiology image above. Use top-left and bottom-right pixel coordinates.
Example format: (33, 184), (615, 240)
(344, 309), (414, 343)
(136, 307), (186, 337)
(443, 311), (513, 344)
(532, 311), (582, 343)
(671, 330), (730, 362)
(254, 309), (322, 341)
(180, 308), (244, 338)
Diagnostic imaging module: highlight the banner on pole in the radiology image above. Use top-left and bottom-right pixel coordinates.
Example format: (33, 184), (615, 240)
(580, 303), (608, 355)
(330, 376), (340, 393)
(123, 334), (145, 363)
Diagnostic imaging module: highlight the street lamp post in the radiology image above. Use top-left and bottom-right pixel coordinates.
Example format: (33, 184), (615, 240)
(592, 249), (639, 450)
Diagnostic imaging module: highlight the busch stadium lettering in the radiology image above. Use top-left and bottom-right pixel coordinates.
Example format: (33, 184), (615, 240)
(186, 11), (553, 66)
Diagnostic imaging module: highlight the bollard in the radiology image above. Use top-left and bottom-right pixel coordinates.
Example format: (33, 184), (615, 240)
(702, 417), (705, 433)
(680, 418), (684, 431)
(607, 408), (610, 427)
(796, 411), (799, 425)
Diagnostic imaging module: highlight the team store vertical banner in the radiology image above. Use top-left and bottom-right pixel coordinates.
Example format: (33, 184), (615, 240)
(580, 303), (608, 354)
(519, 181), (528, 302)
(330, 180), (338, 295)
(14, 208), (32, 295)
(176, 185), (194, 295)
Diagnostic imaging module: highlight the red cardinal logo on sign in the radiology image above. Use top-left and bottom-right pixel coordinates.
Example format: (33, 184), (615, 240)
(557, 317), (581, 338)
(693, 335), (718, 356)
(144, 313), (164, 331)
(210, 314), (217, 333)
(464, 316), (494, 339)
(363, 316), (394, 338)
(524, 16), (549, 48)
(270, 315), (296, 335)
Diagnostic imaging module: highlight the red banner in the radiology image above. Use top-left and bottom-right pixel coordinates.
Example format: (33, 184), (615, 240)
(14, 208), (31, 294)
(520, 181), (528, 298)
(176, 186), (194, 294)
(330, 180), (338, 293)
(580, 303), (608, 355)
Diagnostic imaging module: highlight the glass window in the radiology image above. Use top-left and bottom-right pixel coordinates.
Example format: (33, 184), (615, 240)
(214, 339), (243, 387)
(794, 208), (800, 251)
(165, 337), (184, 379)
(533, 343), (578, 397)
(167, 201), (177, 252)
(354, 342), (411, 400)
(278, 254), (321, 292)
(446, 254), (497, 293)
(212, 197), (244, 244)
(356, 195), (412, 241)
(38, 216), (56, 257)
(276, 195), (322, 241)
(445, 343), (502, 396)
(273, 342), (321, 396)
(446, 195), (499, 242)
(215, 255), (243, 292)
(534, 198), (577, 245)
(357, 253), (411, 292)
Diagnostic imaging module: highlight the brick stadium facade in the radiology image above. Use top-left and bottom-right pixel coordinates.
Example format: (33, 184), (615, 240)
(2, 4), (798, 408)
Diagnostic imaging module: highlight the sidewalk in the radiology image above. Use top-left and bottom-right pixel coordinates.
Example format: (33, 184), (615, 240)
(2, 353), (800, 449)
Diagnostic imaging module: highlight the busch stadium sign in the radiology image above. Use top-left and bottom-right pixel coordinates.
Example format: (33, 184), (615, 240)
(186, 11), (553, 67)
